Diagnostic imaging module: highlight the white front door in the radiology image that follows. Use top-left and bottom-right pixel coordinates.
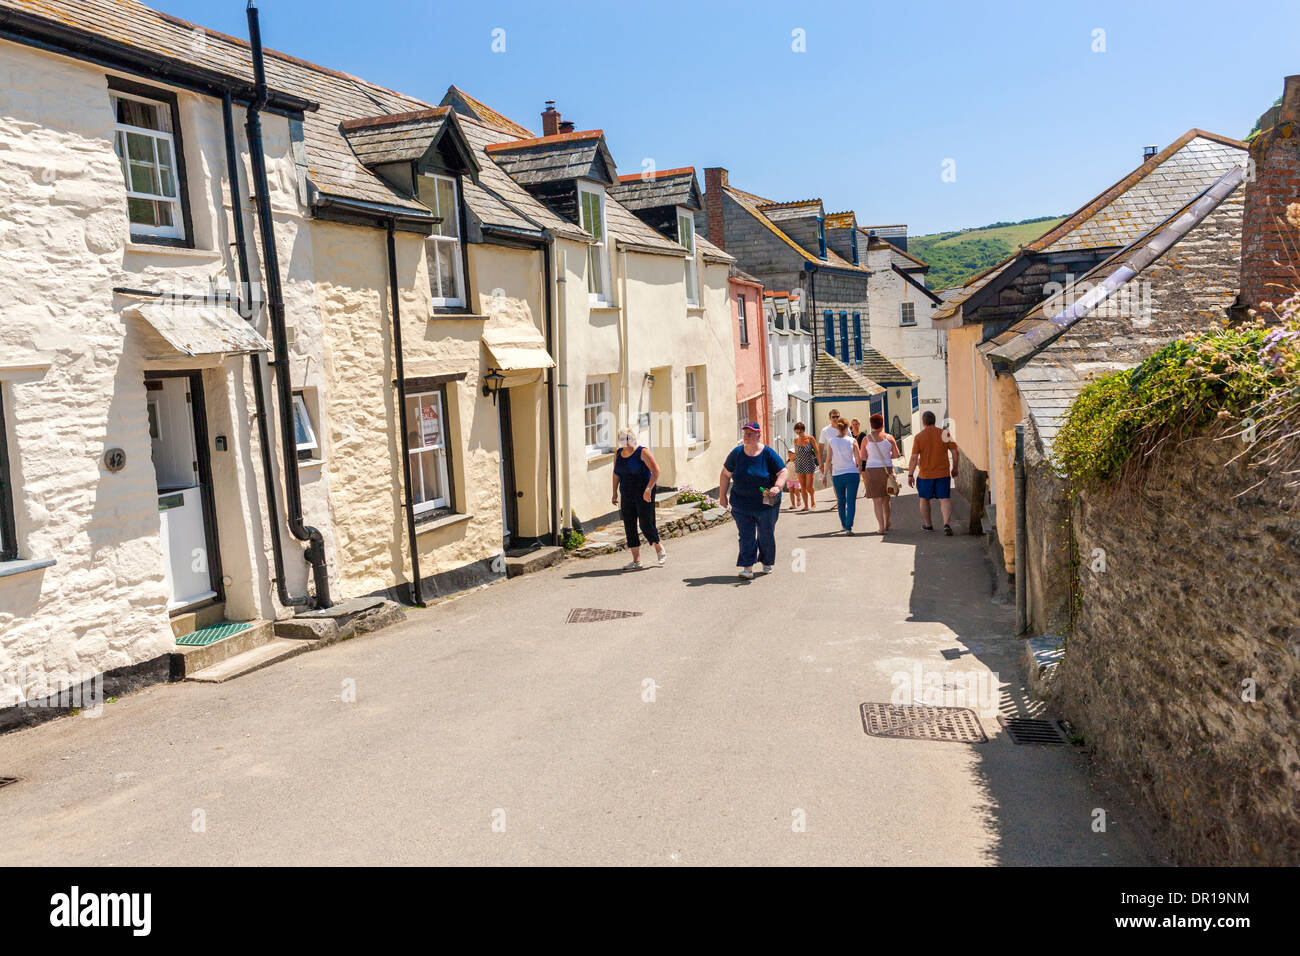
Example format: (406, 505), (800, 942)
(147, 377), (214, 609)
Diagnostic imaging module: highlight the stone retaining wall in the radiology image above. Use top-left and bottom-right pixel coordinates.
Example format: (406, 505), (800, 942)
(1056, 430), (1300, 864)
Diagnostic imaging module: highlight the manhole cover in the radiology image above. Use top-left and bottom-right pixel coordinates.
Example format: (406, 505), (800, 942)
(860, 703), (988, 743)
(998, 715), (1070, 745)
(939, 647), (964, 660)
(566, 608), (644, 623)
(0, 777), (19, 789)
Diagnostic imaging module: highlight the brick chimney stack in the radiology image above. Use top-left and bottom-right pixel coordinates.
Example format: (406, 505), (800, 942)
(704, 167), (729, 250)
(1240, 74), (1300, 312)
(542, 100), (560, 137)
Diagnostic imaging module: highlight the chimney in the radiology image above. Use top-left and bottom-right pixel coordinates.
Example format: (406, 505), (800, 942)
(703, 167), (729, 250)
(1239, 74), (1300, 313)
(541, 100), (560, 137)
(558, 119), (575, 134)
(1143, 144), (1158, 161)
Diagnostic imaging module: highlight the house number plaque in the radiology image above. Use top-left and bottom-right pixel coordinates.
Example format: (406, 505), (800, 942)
(103, 447), (127, 472)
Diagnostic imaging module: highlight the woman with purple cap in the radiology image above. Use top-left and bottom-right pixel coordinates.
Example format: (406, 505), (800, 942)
(718, 420), (788, 580)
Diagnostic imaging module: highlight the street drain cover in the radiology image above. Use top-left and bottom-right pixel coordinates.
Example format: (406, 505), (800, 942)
(566, 608), (644, 623)
(860, 703), (988, 744)
(998, 715), (1070, 745)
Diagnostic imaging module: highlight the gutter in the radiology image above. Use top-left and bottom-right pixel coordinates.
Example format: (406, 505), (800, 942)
(987, 163), (1247, 373)
(244, 3), (331, 608)
(0, 6), (315, 116)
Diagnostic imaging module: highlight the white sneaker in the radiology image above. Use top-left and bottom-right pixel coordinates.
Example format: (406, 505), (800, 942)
(738, 568), (754, 579)
(624, 560), (643, 571)
(656, 549), (667, 566)
(761, 565), (774, 574)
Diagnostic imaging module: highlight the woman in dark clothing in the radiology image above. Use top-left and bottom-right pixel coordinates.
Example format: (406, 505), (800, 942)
(612, 427), (666, 570)
(718, 421), (788, 579)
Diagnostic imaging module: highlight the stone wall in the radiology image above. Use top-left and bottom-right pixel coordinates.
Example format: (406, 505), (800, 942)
(1022, 419), (1072, 635)
(1057, 430), (1300, 864)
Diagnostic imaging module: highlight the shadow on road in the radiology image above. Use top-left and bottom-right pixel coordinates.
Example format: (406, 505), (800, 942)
(897, 493), (1158, 865)
(681, 575), (752, 587)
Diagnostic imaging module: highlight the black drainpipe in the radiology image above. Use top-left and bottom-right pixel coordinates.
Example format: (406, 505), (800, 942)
(386, 219), (425, 606)
(221, 91), (303, 609)
(245, 3), (331, 608)
(542, 236), (559, 547)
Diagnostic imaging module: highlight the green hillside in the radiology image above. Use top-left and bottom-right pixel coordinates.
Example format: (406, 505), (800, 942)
(911, 215), (1066, 292)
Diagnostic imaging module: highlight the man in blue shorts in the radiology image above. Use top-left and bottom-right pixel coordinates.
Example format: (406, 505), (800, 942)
(907, 410), (960, 535)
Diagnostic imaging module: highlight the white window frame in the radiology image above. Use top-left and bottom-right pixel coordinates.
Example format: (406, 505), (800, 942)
(685, 368), (702, 443)
(679, 208), (699, 307)
(420, 173), (465, 308)
(583, 378), (611, 455)
(111, 91), (184, 240)
(579, 183), (611, 305)
(900, 301), (917, 326)
(736, 290), (748, 345)
(407, 389), (451, 514)
(292, 392), (319, 460)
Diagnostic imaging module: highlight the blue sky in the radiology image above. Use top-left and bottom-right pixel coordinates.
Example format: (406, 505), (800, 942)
(162, 0), (1297, 235)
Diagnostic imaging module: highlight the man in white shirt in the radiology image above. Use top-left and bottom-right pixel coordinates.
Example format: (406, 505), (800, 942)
(818, 409), (842, 461)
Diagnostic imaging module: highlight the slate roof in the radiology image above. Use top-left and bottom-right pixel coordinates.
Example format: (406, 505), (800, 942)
(933, 130), (1246, 323)
(722, 184), (869, 272)
(997, 173), (1245, 461)
(825, 211), (857, 229)
(440, 86), (535, 139)
(0, 0), (444, 215)
(760, 199), (825, 223)
(859, 344), (919, 385)
(485, 130), (617, 186)
(609, 168), (702, 211)
(339, 107), (453, 166)
(813, 351), (885, 397)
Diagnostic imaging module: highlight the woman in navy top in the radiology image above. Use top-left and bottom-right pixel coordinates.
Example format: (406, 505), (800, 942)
(611, 427), (666, 569)
(718, 421), (788, 579)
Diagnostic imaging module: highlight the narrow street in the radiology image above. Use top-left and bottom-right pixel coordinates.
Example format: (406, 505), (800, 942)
(0, 492), (1160, 866)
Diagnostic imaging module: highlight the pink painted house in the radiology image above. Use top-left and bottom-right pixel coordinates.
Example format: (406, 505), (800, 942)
(730, 269), (772, 442)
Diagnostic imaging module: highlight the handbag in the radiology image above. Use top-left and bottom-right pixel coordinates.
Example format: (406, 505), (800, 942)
(886, 469), (900, 496)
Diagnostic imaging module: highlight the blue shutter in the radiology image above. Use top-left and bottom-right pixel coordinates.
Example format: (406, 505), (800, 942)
(823, 310), (834, 353)
(911, 385), (919, 411)
(852, 312), (862, 362)
(838, 312), (849, 361)
(851, 230), (859, 265)
(817, 218), (826, 259)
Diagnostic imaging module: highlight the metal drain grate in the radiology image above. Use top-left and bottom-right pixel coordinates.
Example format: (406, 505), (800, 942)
(860, 703), (988, 744)
(566, 608), (644, 624)
(0, 777), (19, 789)
(998, 715), (1071, 745)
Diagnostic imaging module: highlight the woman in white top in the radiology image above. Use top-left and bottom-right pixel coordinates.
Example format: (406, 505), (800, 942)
(860, 412), (901, 534)
(821, 418), (864, 534)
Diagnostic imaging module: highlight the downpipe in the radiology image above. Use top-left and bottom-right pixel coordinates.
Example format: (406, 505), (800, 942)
(245, 3), (331, 608)
(386, 219), (425, 607)
(220, 91), (303, 609)
(1014, 423), (1028, 636)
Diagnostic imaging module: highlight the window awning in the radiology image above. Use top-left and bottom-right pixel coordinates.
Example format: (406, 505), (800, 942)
(482, 324), (555, 388)
(125, 301), (272, 359)
(788, 389), (813, 402)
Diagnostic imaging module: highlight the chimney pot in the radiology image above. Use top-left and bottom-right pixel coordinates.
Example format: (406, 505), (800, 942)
(558, 120), (575, 134)
(1143, 144), (1158, 161)
(542, 101), (560, 137)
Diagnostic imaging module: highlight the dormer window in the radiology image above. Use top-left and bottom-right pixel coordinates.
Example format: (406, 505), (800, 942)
(578, 183), (611, 304)
(417, 173), (464, 307)
(678, 208), (699, 306)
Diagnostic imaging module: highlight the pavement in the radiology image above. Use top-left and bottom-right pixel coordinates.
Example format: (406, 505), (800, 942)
(0, 486), (1163, 866)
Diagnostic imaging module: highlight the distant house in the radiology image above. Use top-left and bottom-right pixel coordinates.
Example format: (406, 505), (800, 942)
(699, 168), (919, 450)
(762, 289), (813, 452)
(932, 130), (1247, 571)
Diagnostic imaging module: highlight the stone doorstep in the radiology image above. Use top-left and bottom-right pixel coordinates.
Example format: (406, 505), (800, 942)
(169, 601), (227, 640)
(275, 596), (406, 646)
(185, 637), (318, 684)
(169, 619), (275, 680)
(504, 546), (564, 579)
